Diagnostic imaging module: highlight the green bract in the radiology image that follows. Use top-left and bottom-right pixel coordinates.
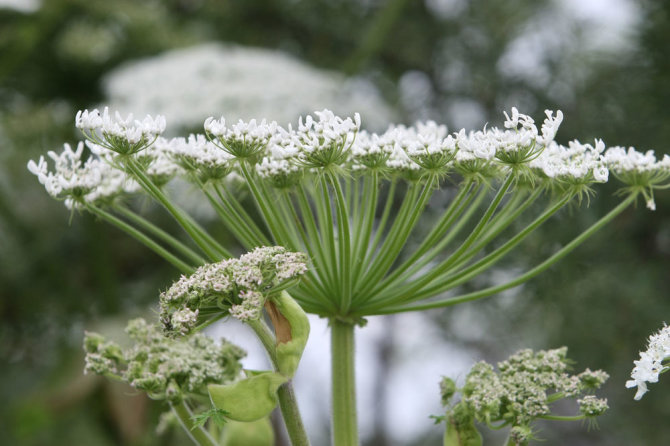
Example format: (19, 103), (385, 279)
(221, 418), (274, 446)
(271, 291), (310, 377)
(208, 371), (287, 422)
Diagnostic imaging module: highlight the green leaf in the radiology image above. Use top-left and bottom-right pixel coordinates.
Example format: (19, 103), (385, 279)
(190, 408), (229, 429)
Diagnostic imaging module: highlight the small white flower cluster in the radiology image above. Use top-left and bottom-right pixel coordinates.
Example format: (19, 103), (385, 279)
(159, 247), (307, 334)
(626, 324), (670, 400)
(293, 109), (360, 169)
(504, 107), (563, 146)
(165, 134), (234, 182)
(83, 318), (245, 401)
(256, 135), (303, 188)
(578, 394), (609, 417)
(76, 107), (166, 155)
(605, 146), (670, 174)
(350, 130), (396, 171)
(605, 147), (670, 210)
(453, 347), (608, 426)
(530, 139), (609, 184)
(27, 142), (136, 209)
(394, 121), (457, 172)
(142, 141), (184, 186)
(205, 117), (278, 159)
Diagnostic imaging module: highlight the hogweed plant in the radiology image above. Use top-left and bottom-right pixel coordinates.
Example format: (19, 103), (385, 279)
(29, 105), (670, 445)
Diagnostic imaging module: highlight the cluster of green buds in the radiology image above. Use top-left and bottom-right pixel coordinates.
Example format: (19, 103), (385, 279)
(83, 318), (245, 402)
(439, 347), (609, 446)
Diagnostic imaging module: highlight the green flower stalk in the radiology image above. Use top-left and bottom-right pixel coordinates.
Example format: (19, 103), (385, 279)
(30, 106), (670, 445)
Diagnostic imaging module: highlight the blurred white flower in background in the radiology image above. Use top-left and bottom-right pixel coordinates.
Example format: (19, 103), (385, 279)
(0, 0), (40, 13)
(103, 43), (396, 134)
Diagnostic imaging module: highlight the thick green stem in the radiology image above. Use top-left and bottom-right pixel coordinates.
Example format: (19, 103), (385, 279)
(170, 400), (218, 446)
(278, 382), (311, 446)
(247, 318), (277, 360)
(331, 319), (358, 446)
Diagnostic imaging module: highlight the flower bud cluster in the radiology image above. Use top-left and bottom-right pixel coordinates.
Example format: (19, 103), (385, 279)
(578, 394), (609, 417)
(442, 347), (609, 433)
(76, 107), (166, 155)
(83, 318), (245, 401)
(626, 323), (670, 400)
(160, 247), (307, 335)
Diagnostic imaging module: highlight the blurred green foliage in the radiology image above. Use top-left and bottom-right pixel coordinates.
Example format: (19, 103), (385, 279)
(1, 0), (669, 445)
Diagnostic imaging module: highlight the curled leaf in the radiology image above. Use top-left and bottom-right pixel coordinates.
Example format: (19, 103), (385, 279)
(265, 291), (310, 377)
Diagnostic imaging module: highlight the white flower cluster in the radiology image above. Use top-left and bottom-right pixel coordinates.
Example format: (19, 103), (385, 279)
(153, 135), (233, 184)
(605, 146), (670, 173)
(530, 139), (609, 184)
(83, 318), (245, 401)
(27, 142), (136, 209)
(605, 147), (670, 210)
(76, 107), (166, 155)
(293, 109), (360, 169)
(31, 107), (670, 213)
(393, 121), (457, 172)
(159, 247), (307, 334)
(626, 324), (670, 400)
(205, 117), (278, 159)
(350, 130), (396, 171)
